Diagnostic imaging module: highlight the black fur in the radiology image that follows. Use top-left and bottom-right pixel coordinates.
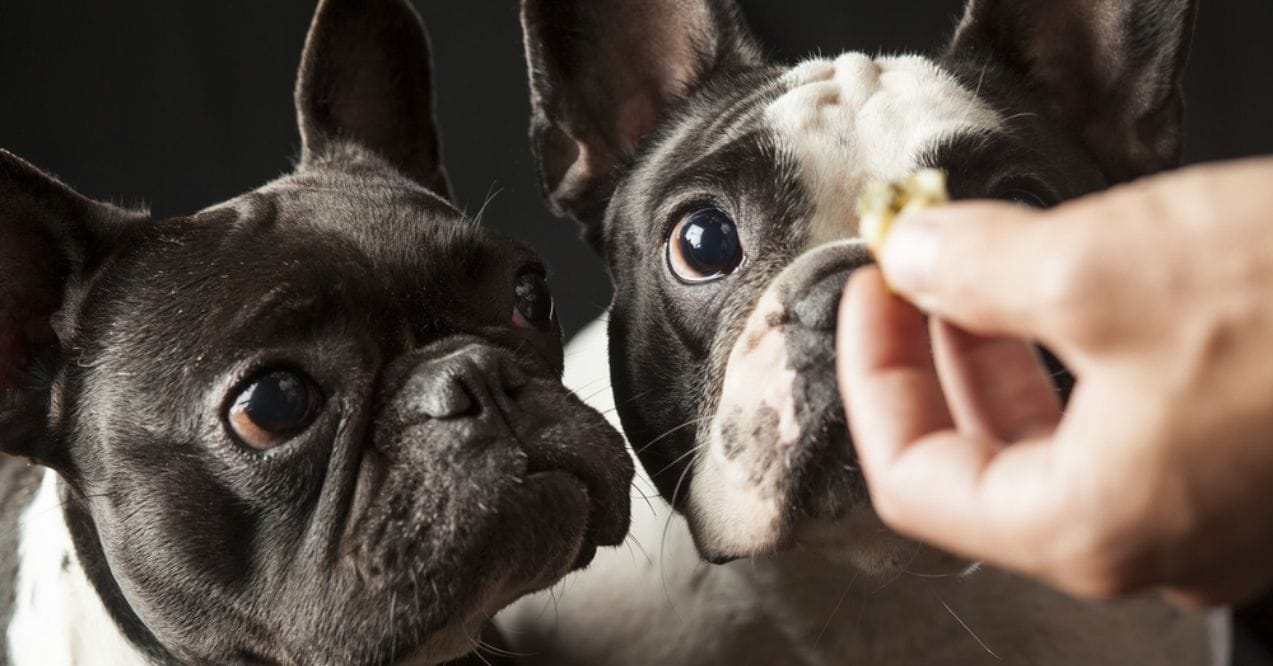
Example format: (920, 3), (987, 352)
(0, 0), (631, 662)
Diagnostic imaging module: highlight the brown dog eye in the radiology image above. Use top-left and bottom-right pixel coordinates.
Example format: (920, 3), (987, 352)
(666, 208), (744, 283)
(997, 188), (1049, 208)
(512, 271), (554, 329)
(227, 370), (321, 450)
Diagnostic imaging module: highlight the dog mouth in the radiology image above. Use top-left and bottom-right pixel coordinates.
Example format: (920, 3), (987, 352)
(523, 471), (604, 570)
(524, 453), (627, 570)
(317, 348), (631, 663)
(340, 452), (621, 665)
(348, 380), (630, 569)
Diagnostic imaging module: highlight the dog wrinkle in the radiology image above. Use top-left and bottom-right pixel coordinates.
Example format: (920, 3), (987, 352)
(767, 53), (1001, 249)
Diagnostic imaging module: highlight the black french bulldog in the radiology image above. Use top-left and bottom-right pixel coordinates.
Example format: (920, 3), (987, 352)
(0, 0), (631, 663)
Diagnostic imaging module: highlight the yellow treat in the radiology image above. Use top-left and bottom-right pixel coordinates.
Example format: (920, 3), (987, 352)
(857, 169), (949, 257)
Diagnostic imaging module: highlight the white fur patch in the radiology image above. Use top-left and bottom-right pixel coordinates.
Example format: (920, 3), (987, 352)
(765, 53), (1000, 248)
(689, 290), (795, 555)
(8, 471), (148, 665)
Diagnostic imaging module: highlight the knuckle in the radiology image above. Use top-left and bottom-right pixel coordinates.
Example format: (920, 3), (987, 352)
(1162, 588), (1223, 611)
(1032, 239), (1111, 345)
(1061, 566), (1140, 600)
(869, 487), (908, 528)
(1046, 520), (1146, 600)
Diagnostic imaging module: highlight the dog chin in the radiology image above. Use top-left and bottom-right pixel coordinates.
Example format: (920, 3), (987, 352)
(516, 470), (598, 573)
(392, 620), (488, 665)
(379, 473), (597, 664)
(790, 508), (974, 577)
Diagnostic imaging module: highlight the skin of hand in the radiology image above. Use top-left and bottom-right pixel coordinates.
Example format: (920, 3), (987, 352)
(836, 157), (1273, 606)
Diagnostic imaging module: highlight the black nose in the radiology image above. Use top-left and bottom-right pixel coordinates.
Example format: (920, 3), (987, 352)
(791, 269), (853, 331)
(785, 242), (874, 331)
(406, 346), (528, 419)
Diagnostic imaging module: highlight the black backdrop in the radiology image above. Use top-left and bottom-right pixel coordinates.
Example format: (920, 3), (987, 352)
(2, 0), (1273, 659)
(2, 1), (1271, 335)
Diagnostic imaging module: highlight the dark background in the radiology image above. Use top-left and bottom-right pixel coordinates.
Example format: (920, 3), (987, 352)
(2, 1), (1270, 336)
(2, 0), (1272, 661)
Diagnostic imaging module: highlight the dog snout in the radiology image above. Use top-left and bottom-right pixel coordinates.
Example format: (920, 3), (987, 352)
(791, 269), (853, 331)
(784, 239), (874, 331)
(405, 345), (528, 420)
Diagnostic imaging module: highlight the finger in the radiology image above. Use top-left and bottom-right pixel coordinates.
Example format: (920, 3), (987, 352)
(1160, 558), (1273, 608)
(839, 268), (1070, 575)
(930, 319), (1062, 444)
(1161, 585), (1248, 610)
(867, 430), (1070, 574)
(837, 267), (954, 473)
(877, 201), (1083, 342)
(1155, 520), (1273, 608)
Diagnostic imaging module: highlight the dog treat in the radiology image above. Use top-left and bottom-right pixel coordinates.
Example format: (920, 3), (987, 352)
(857, 168), (949, 257)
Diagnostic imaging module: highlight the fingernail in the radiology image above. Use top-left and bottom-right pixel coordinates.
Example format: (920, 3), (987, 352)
(879, 214), (939, 302)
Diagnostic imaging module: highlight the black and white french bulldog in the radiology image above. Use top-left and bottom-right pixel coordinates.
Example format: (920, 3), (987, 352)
(501, 0), (1229, 664)
(0, 0), (633, 663)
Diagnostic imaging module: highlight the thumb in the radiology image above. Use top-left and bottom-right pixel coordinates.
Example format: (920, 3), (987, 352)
(878, 201), (1075, 341)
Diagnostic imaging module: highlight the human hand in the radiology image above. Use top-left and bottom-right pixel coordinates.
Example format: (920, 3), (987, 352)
(837, 158), (1273, 606)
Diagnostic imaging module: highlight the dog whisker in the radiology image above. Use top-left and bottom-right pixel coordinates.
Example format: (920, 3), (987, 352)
(625, 532), (653, 567)
(656, 455), (701, 625)
(469, 183), (504, 227)
(634, 415), (710, 458)
(649, 443), (703, 479)
(630, 479), (659, 519)
(814, 570), (860, 647)
(870, 541), (925, 594)
(937, 592), (1002, 661)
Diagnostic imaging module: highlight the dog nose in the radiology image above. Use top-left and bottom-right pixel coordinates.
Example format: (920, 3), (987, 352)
(784, 240), (874, 331)
(408, 346), (528, 419)
(792, 270), (853, 330)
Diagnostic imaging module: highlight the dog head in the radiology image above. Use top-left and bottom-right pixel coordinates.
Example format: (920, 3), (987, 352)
(520, 0), (1193, 566)
(0, 0), (631, 662)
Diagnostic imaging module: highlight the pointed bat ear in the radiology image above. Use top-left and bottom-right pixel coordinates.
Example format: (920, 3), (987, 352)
(949, 0), (1197, 182)
(520, 0), (765, 249)
(295, 0), (454, 202)
(0, 150), (145, 467)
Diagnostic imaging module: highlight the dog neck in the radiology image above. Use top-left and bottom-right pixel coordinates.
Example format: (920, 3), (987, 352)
(6, 469), (149, 665)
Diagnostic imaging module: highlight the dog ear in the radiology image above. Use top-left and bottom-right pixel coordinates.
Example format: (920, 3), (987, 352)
(0, 150), (143, 467)
(949, 0), (1197, 182)
(520, 0), (765, 249)
(295, 0), (454, 202)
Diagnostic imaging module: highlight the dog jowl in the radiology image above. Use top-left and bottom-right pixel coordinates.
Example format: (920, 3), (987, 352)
(522, 0), (1194, 563)
(0, 0), (631, 663)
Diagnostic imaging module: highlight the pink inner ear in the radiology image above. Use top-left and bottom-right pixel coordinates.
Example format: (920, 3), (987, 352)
(0, 301), (55, 392)
(1, 311), (27, 391)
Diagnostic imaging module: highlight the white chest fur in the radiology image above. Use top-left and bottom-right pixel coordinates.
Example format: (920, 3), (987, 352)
(7, 471), (149, 666)
(496, 317), (1230, 666)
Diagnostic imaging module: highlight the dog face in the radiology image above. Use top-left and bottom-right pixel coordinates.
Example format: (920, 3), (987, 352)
(0, 0), (631, 662)
(521, 0), (1193, 565)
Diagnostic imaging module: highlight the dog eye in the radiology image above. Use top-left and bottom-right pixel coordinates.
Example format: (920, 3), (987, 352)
(995, 186), (1051, 209)
(226, 369), (321, 450)
(512, 271), (554, 329)
(666, 208), (744, 284)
